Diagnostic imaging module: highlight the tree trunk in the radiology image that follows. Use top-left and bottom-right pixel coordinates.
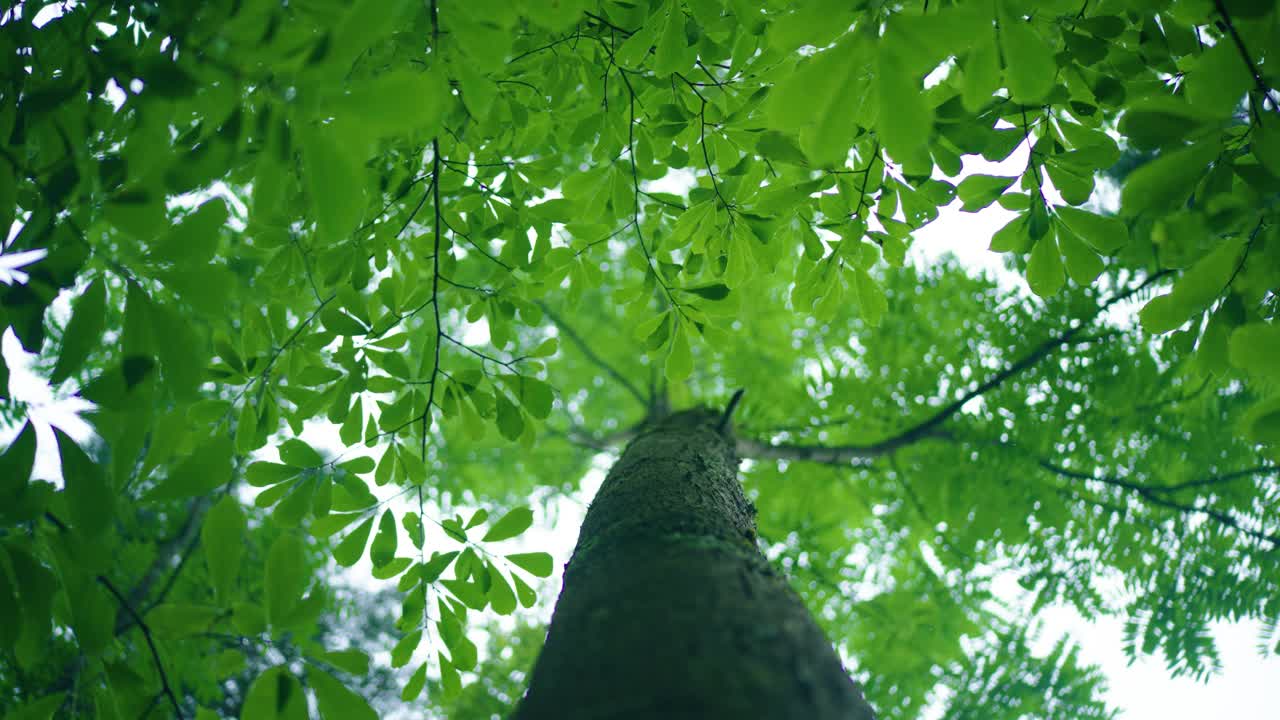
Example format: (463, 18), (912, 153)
(514, 409), (877, 720)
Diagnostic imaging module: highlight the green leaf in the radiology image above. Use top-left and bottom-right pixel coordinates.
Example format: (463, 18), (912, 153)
(322, 306), (369, 336)
(56, 430), (114, 537)
(769, 31), (876, 167)
(403, 511), (425, 548)
(442, 517), (468, 543)
(371, 557), (412, 579)
(150, 198), (228, 266)
(232, 602), (268, 636)
(495, 391), (525, 441)
(1228, 323), (1280, 381)
(680, 283), (731, 301)
(312, 474), (332, 518)
(273, 476), (316, 528)
(1184, 41), (1254, 118)
(956, 175), (1018, 212)
(1254, 112), (1280, 177)
(1139, 237), (1245, 334)
(1121, 140), (1220, 216)
(242, 666), (307, 720)
(51, 278), (107, 384)
(439, 653), (462, 698)
(486, 563), (517, 615)
(279, 438), (325, 467)
(421, 551), (460, 582)
(339, 455), (375, 475)
(1242, 394), (1280, 444)
(483, 507), (534, 542)
(312, 511), (363, 539)
(147, 603), (221, 639)
(1054, 206), (1129, 254)
(512, 572), (537, 608)
(665, 321), (693, 384)
(203, 495), (246, 602)
(0, 422), (37, 507)
(301, 123), (367, 246)
(236, 400), (260, 454)
(247, 462), (301, 487)
(615, 12), (660, 67)
(989, 214), (1032, 253)
(4, 694), (66, 720)
(755, 131), (808, 167)
(266, 534), (309, 627)
(506, 551), (554, 577)
(370, 510), (398, 567)
(63, 575), (114, 657)
(1000, 15), (1055, 104)
(505, 375), (554, 419)
(852, 269), (888, 326)
(465, 508), (489, 530)
(665, 200), (714, 251)
(1026, 233), (1066, 298)
(391, 630), (421, 668)
(877, 44), (933, 162)
(402, 663), (429, 702)
(310, 666), (378, 720)
(334, 70), (449, 140)
(334, 516), (374, 567)
(725, 221), (758, 289)
(652, 1), (691, 76)
(145, 435), (234, 501)
(1056, 222), (1104, 285)
(962, 37), (1001, 112)
(314, 648), (370, 676)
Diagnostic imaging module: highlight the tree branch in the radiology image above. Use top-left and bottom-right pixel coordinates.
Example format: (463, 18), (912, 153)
(535, 300), (648, 408)
(1037, 459), (1279, 547)
(1161, 465), (1280, 492)
(1211, 0), (1274, 103)
(739, 272), (1172, 466)
(546, 422), (642, 452)
(99, 576), (186, 719)
(735, 428), (951, 465)
(118, 496), (211, 633)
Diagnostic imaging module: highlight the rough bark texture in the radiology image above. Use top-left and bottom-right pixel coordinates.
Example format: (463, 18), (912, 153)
(514, 409), (877, 720)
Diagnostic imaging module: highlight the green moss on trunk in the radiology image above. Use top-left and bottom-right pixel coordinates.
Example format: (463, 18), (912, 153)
(515, 409), (877, 719)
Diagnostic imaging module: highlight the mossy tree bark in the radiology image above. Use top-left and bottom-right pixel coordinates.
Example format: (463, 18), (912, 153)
(514, 409), (877, 720)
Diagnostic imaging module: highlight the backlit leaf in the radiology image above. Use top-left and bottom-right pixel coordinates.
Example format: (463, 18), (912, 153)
(203, 495), (246, 602)
(482, 507), (534, 542)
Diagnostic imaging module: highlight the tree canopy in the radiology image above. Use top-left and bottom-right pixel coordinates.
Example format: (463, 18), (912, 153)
(1, 0), (1278, 717)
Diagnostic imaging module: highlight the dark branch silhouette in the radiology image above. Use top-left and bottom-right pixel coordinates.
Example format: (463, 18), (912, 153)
(99, 576), (186, 719)
(740, 271), (1173, 465)
(1038, 460), (1279, 547)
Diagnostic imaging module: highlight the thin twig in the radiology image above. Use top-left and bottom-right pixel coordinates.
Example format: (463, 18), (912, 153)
(535, 300), (647, 407)
(740, 271), (1173, 464)
(99, 577), (185, 719)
